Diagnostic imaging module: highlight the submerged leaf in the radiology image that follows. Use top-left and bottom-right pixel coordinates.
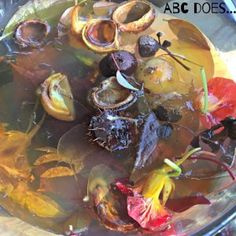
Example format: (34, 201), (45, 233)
(41, 166), (75, 178)
(134, 112), (160, 170)
(34, 153), (62, 166)
(87, 164), (125, 203)
(36, 147), (57, 153)
(25, 191), (66, 218)
(9, 182), (65, 218)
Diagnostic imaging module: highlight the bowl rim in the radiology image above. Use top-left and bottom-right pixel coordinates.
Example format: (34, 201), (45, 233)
(0, 1), (235, 235)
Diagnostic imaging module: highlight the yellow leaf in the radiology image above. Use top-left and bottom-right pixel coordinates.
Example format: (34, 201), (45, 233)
(0, 163), (30, 179)
(25, 191), (65, 218)
(142, 170), (167, 199)
(8, 182), (65, 218)
(0, 183), (14, 195)
(8, 182), (28, 207)
(162, 177), (175, 205)
(40, 166), (75, 178)
(34, 153), (62, 166)
(0, 131), (30, 160)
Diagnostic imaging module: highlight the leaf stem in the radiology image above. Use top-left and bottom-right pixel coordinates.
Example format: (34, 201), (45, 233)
(164, 159), (182, 177)
(200, 67), (209, 114)
(26, 97), (40, 133)
(111, 53), (121, 71)
(164, 48), (191, 71)
(190, 156), (235, 181)
(176, 147), (202, 166)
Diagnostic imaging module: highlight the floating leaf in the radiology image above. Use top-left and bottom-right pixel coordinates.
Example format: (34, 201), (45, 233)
(41, 166), (75, 178)
(116, 71), (139, 91)
(25, 191), (66, 217)
(167, 19), (210, 50)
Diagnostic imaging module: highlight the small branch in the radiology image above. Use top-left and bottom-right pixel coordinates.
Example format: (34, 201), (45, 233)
(190, 156), (235, 181)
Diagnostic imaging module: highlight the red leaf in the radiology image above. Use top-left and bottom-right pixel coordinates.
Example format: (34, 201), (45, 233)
(114, 179), (133, 196)
(127, 195), (171, 231)
(166, 195), (210, 213)
(198, 77), (236, 128)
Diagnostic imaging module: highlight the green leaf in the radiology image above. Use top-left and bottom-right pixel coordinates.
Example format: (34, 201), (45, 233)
(1, 0), (75, 41)
(200, 67), (209, 114)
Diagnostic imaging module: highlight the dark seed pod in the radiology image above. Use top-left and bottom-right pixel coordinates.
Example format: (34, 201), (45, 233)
(89, 110), (136, 152)
(99, 50), (137, 77)
(154, 106), (169, 121)
(138, 35), (160, 57)
(162, 40), (172, 48)
(168, 109), (182, 122)
(156, 32), (163, 38)
(154, 106), (182, 123)
(221, 117), (236, 139)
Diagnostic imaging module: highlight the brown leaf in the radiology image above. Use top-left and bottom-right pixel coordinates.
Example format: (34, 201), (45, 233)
(34, 153), (62, 166)
(41, 166), (75, 178)
(167, 19), (210, 50)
